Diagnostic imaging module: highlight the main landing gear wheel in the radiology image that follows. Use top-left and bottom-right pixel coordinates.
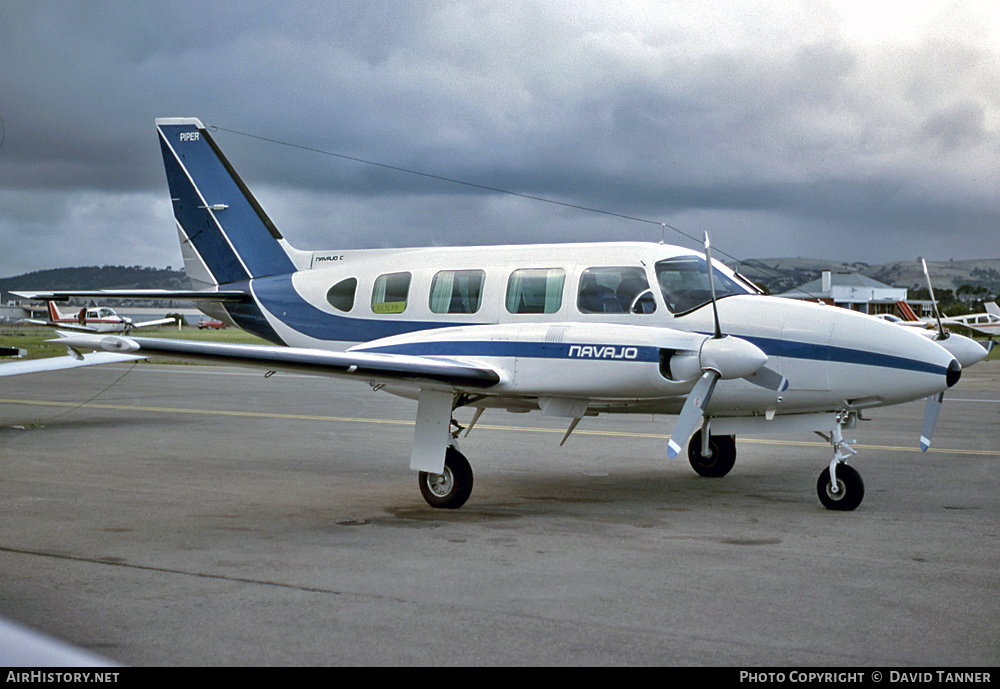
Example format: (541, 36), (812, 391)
(817, 464), (864, 511)
(419, 447), (474, 509)
(687, 430), (737, 478)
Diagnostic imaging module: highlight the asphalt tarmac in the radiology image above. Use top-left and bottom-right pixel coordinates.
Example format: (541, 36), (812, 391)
(1, 360), (998, 666)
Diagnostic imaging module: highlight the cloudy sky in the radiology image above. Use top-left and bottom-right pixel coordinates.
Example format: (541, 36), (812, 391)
(1, 0), (998, 277)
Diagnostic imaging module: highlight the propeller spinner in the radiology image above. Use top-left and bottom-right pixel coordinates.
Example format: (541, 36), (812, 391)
(666, 233), (783, 458)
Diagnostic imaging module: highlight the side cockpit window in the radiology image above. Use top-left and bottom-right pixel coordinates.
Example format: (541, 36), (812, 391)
(429, 270), (485, 314)
(578, 266), (655, 314)
(326, 277), (357, 312)
(372, 272), (411, 314)
(655, 256), (751, 314)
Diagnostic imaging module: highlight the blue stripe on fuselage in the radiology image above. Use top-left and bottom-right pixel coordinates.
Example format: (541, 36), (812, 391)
(358, 340), (661, 362)
(250, 273), (475, 342)
(738, 334), (948, 377)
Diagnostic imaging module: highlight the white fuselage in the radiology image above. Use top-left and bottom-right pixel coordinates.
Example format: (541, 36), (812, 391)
(220, 241), (959, 418)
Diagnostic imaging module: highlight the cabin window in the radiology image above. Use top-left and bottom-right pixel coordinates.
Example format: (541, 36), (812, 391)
(429, 270), (485, 314)
(578, 266), (656, 314)
(326, 277), (357, 312)
(505, 268), (565, 314)
(371, 272), (411, 314)
(655, 256), (752, 314)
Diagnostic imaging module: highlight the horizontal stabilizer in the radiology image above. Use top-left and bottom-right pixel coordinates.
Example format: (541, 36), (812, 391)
(11, 290), (250, 302)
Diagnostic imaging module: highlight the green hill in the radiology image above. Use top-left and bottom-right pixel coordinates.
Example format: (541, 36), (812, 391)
(1, 266), (190, 301)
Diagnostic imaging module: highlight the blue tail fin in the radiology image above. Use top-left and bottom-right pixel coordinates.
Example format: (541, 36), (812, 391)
(156, 118), (299, 286)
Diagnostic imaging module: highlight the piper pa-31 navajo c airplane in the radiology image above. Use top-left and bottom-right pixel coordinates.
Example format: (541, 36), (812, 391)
(3, 117), (989, 512)
(17, 299), (176, 333)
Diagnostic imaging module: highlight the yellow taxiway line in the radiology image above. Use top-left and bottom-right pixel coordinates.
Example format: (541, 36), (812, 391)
(2, 396), (998, 457)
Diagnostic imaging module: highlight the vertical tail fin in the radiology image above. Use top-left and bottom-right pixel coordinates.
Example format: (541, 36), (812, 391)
(155, 118), (302, 287)
(47, 301), (67, 322)
(896, 300), (920, 322)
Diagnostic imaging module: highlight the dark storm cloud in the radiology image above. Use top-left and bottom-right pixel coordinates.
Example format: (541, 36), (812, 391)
(0, 1), (998, 275)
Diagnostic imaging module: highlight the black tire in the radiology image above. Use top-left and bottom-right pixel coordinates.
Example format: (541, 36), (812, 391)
(418, 447), (474, 509)
(817, 464), (864, 511)
(687, 430), (737, 478)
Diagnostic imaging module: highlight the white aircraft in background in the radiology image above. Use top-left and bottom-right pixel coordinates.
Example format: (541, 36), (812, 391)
(2, 117), (989, 512)
(942, 302), (1000, 339)
(17, 299), (176, 333)
(879, 261), (996, 360)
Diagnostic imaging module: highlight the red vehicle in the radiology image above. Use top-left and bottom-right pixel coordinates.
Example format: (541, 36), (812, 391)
(197, 319), (226, 330)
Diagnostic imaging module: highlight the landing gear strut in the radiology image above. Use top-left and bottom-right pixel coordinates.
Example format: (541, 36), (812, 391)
(415, 401), (479, 510)
(816, 418), (865, 511)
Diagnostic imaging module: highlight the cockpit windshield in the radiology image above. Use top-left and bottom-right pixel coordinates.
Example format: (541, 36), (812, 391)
(655, 255), (753, 314)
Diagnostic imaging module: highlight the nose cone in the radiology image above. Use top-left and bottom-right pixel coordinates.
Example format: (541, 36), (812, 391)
(932, 332), (988, 369)
(947, 359), (962, 388)
(823, 305), (963, 405)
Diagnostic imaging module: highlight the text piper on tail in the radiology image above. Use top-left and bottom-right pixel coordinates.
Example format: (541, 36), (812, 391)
(4, 117), (983, 511)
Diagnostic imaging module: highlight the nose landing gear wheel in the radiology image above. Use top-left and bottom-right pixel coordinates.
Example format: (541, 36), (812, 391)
(419, 447), (474, 509)
(817, 464), (864, 511)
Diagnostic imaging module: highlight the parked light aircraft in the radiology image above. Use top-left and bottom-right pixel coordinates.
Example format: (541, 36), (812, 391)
(18, 300), (176, 333)
(877, 262), (995, 363)
(942, 302), (1000, 339)
(2, 117), (988, 512)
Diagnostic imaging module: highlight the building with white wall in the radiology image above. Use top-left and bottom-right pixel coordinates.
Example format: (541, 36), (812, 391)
(778, 270), (908, 316)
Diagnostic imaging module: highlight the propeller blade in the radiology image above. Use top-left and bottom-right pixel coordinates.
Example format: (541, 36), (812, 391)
(744, 365), (789, 392)
(920, 392), (944, 452)
(667, 370), (719, 458)
(704, 232), (723, 339)
(921, 258), (946, 340)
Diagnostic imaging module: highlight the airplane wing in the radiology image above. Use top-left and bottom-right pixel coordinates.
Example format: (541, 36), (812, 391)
(20, 319), (101, 333)
(129, 317), (180, 329)
(10, 290), (251, 302)
(27, 332), (502, 389)
(0, 351), (145, 376)
(940, 319), (994, 338)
